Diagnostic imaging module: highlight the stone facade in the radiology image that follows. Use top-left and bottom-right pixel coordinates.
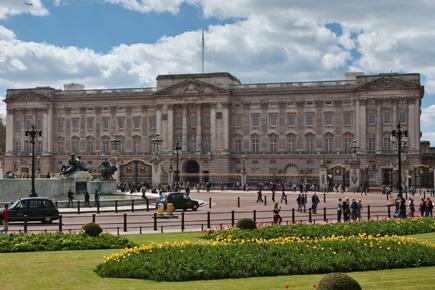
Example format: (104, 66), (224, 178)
(3, 72), (432, 189)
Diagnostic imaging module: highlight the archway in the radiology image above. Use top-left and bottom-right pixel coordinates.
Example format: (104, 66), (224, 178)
(183, 160), (200, 184)
(284, 165), (299, 186)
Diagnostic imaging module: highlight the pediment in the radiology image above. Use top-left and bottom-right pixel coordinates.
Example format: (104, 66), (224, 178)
(156, 79), (228, 95)
(6, 91), (50, 102)
(357, 76), (419, 90)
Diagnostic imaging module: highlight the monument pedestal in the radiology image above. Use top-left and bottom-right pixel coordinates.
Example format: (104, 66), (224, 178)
(90, 180), (117, 194)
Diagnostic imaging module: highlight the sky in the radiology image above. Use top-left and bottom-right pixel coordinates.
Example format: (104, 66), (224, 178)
(0, 0), (435, 143)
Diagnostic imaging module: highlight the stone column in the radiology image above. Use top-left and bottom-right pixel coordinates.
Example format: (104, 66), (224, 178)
(376, 101), (382, 152)
(5, 109), (14, 154)
(47, 103), (54, 154)
(151, 157), (161, 186)
(167, 105), (174, 151)
(408, 99), (416, 151)
(42, 109), (49, 153)
(210, 105), (216, 152)
(349, 161), (361, 192)
(196, 104), (202, 153)
(182, 105), (188, 151)
(415, 98), (420, 152)
(392, 99), (398, 126)
(319, 166), (328, 191)
(95, 106), (101, 153)
(156, 106), (162, 136)
(222, 103), (229, 152)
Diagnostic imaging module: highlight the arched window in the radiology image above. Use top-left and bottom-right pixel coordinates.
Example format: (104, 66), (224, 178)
(251, 134), (259, 153)
(287, 134), (296, 153)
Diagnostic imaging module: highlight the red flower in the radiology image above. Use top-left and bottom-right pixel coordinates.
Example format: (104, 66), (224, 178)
(284, 284), (289, 289)
(312, 284), (317, 288)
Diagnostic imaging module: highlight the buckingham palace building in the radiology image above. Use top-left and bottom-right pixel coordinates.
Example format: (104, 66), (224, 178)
(3, 71), (434, 190)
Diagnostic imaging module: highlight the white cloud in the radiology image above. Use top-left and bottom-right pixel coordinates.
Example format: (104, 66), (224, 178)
(103, 0), (186, 14)
(0, 0), (49, 19)
(0, 25), (15, 40)
(421, 132), (435, 145)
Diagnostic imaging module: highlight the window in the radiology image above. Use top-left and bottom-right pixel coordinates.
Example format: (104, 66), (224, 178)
(384, 111), (391, 124)
(305, 112), (314, 126)
(251, 113), (260, 129)
(287, 136), (295, 152)
(287, 113), (295, 126)
(57, 141), (64, 154)
(72, 118), (79, 131)
(368, 136), (376, 153)
(58, 118), (64, 130)
(270, 138), (277, 152)
(117, 117), (125, 129)
(383, 136), (391, 152)
(133, 139), (140, 154)
(343, 112), (352, 126)
(305, 136), (314, 153)
(119, 138), (125, 153)
(37, 141), (42, 153)
(203, 113), (210, 128)
(344, 137), (352, 153)
(190, 114), (197, 129)
(202, 136), (211, 152)
(87, 117), (94, 130)
(399, 111), (407, 124)
(324, 112), (333, 125)
(72, 138), (79, 154)
(133, 116), (141, 129)
(251, 137), (259, 152)
(102, 117), (109, 130)
(15, 140), (21, 153)
(36, 119), (42, 130)
(269, 113), (278, 128)
(368, 112), (376, 125)
(102, 139), (109, 154)
(25, 119), (32, 130)
(233, 114), (242, 129)
(189, 139), (196, 153)
(324, 137), (332, 153)
(234, 139), (242, 153)
(149, 140), (156, 154)
(149, 116), (156, 130)
(87, 140), (94, 154)
(24, 141), (30, 154)
(15, 120), (21, 130)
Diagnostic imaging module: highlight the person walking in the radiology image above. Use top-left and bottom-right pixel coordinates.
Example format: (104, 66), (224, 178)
(302, 193), (307, 213)
(67, 189), (74, 208)
(0, 204), (9, 234)
(280, 187), (287, 203)
(311, 193), (320, 214)
(271, 186), (276, 203)
(296, 194), (302, 212)
(408, 198), (415, 217)
(256, 189), (263, 203)
(273, 203), (282, 225)
(350, 199), (358, 221)
(94, 189), (100, 208)
(342, 198), (350, 222)
(337, 198), (343, 222)
(425, 198), (433, 217)
(419, 198), (425, 217)
(84, 192), (90, 207)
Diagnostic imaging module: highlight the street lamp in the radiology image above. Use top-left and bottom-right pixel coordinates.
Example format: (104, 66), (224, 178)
(392, 123), (408, 198)
(25, 124), (42, 197)
(151, 134), (163, 154)
(174, 142), (182, 191)
(242, 154), (246, 173)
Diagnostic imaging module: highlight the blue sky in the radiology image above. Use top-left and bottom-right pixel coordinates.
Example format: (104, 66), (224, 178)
(0, 0), (435, 142)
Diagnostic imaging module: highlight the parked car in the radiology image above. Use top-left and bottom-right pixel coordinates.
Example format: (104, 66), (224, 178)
(8, 197), (60, 223)
(156, 192), (199, 211)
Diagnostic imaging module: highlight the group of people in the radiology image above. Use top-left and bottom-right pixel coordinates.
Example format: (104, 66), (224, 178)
(336, 198), (363, 222)
(395, 196), (433, 218)
(66, 189), (100, 208)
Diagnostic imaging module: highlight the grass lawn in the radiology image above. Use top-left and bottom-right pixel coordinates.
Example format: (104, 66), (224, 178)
(0, 232), (434, 290)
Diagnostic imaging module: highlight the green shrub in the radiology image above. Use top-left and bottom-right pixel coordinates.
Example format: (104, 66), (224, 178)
(0, 233), (134, 253)
(235, 218), (256, 229)
(317, 273), (362, 290)
(96, 235), (435, 281)
(82, 222), (103, 237)
(204, 218), (435, 241)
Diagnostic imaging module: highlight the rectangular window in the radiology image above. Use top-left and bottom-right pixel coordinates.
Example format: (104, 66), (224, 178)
(202, 137), (211, 153)
(287, 113), (295, 126)
(288, 137), (295, 153)
(233, 114), (242, 129)
(324, 138), (332, 153)
(117, 117), (125, 129)
(149, 116), (156, 130)
(384, 111), (391, 124)
(25, 119), (32, 130)
(15, 120), (21, 130)
(343, 112), (352, 126)
(133, 116), (141, 129)
(252, 138), (259, 152)
(383, 136), (391, 152)
(305, 112), (314, 126)
(15, 141), (21, 153)
(87, 117), (94, 130)
(72, 139), (79, 154)
(368, 112), (376, 125)
(57, 141), (64, 154)
(72, 118), (79, 131)
(235, 139), (242, 153)
(133, 140), (140, 154)
(399, 111), (407, 124)
(269, 113), (278, 128)
(368, 136), (376, 153)
(190, 114), (197, 129)
(36, 119), (42, 130)
(324, 112), (333, 125)
(344, 138), (352, 153)
(87, 141), (94, 154)
(270, 138), (277, 152)
(58, 118), (64, 130)
(102, 117), (109, 130)
(203, 114), (210, 128)
(305, 137), (314, 153)
(102, 140), (109, 154)
(189, 140), (196, 153)
(251, 113), (260, 129)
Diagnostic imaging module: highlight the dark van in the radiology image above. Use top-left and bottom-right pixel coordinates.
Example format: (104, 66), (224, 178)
(8, 197), (60, 223)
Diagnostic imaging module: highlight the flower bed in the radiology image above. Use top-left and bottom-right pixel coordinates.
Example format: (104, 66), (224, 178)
(0, 233), (134, 253)
(95, 234), (435, 281)
(203, 218), (435, 241)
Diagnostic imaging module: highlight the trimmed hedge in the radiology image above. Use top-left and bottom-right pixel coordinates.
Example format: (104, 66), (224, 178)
(203, 218), (435, 241)
(235, 218), (256, 229)
(96, 235), (435, 281)
(0, 233), (134, 253)
(82, 223), (103, 237)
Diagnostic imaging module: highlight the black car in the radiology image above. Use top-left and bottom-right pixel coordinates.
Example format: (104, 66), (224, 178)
(156, 192), (199, 211)
(8, 197), (60, 223)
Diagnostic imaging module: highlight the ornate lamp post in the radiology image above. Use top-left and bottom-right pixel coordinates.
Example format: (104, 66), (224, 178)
(25, 124), (42, 197)
(151, 134), (163, 154)
(350, 139), (360, 161)
(392, 123), (408, 198)
(174, 142), (182, 191)
(241, 154), (247, 190)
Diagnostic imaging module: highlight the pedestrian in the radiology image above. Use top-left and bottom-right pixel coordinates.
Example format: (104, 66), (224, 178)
(302, 193), (307, 213)
(280, 187), (287, 203)
(419, 198), (425, 217)
(357, 200), (363, 221)
(425, 198), (433, 217)
(256, 189), (263, 203)
(296, 194), (302, 212)
(273, 203), (282, 225)
(94, 189), (100, 208)
(311, 192), (320, 214)
(337, 198), (343, 222)
(0, 204), (9, 234)
(67, 189), (74, 208)
(84, 191), (90, 207)
(185, 185), (190, 197)
(400, 196), (407, 218)
(350, 198), (358, 221)
(271, 187), (276, 202)
(343, 198), (350, 222)
(408, 198), (415, 217)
